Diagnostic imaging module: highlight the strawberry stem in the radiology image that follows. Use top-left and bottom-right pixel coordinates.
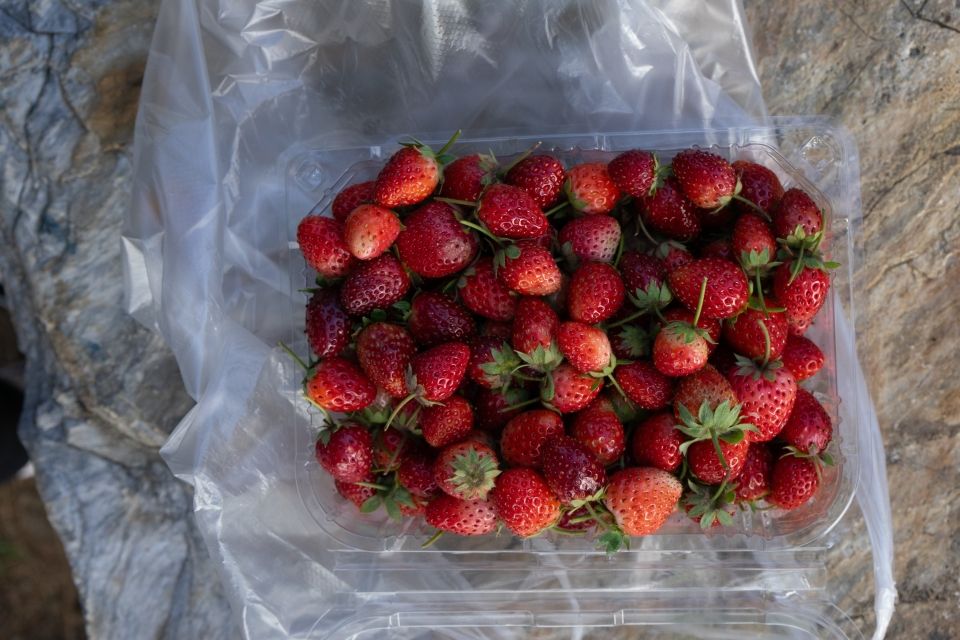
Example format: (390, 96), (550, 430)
(691, 277), (708, 328)
(501, 396), (540, 413)
(421, 530), (444, 548)
(757, 319), (771, 368)
(606, 309), (646, 329)
(385, 394), (417, 430)
(499, 141), (541, 176)
(613, 229), (625, 267)
(457, 219), (503, 246)
(635, 214), (657, 245)
(754, 270), (768, 317)
(731, 194), (770, 221)
(543, 201), (569, 217)
(278, 341), (310, 371)
(711, 434), (731, 472)
(436, 129), (462, 157)
(437, 197), (478, 208)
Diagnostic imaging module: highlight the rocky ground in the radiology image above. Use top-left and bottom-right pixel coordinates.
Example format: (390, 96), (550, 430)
(0, 1), (957, 638)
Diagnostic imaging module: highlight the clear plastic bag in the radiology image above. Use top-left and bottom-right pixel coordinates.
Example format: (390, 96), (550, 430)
(122, 0), (894, 637)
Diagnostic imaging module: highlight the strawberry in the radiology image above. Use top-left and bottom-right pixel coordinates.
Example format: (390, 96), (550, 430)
(425, 494), (498, 536)
(396, 201), (478, 278)
(671, 149), (737, 209)
(566, 262), (625, 324)
(356, 322), (416, 398)
(332, 181), (376, 222)
(630, 412), (684, 472)
(668, 258), (749, 320)
(541, 436), (607, 505)
(781, 335), (825, 381)
(735, 442), (773, 502)
(731, 213), (776, 272)
(604, 467), (681, 536)
(336, 474), (378, 509)
(614, 361), (673, 410)
(729, 356), (797, 443)
(700, 238), (735, 261)
(500, 409), (565, 468)
(440, 153), (497, 202)
(685, 438), (749, 485)
(773, 262), (830, 333)
(397, 448), (439, 498)
(676, 397), (754, 484)
(722, 303), (788, 361)
(372, 427), (411, 470)
(610, 324), (651, 360)
(732, 161), (783, 215)
(477, 184), (549, 239)
(672, 365), (737, 421)
(490, 468), (561, 537)
(375, 134), (458, 208)
(638, 177), (701, 241)
(343, 204), (401, 260)
(544, 363), (603, 413)
(505, 155), (566, 209)
(768, 454), (819, 510)
(474, 387), (529, 432)
(565, 163), (620, 215)
(661, 307), (722, 350)
(458, 258), (517, 321)
(652, 322), (709, 377)
(306, 357), (376, 412)
(656, 240), (694, 272)
(772, 188), (822, 239)
(607, 150), (658, 197)
(421, 395), (474, 448)
(297, 215), (356, 278)
(556, 506), (597, 531)
(558, 321), (613, 373)
(779, 388), (833, 454)
(406, 342), (471, 404)
(619, 251), (666, 294)
(497, 241), (562, 296)
(433, 440), (501, 500)
(571, 398), (626, 466)
(315, 423), (373, 482)
(558, 215), (621, 264)
(682, 479), (736, 529)
(408, 292), (476, 346)
(510, 297), (562, 372)
(339, 253), (411, 316)
(305, 289), (350, 359)
(468, 336), (519, 390)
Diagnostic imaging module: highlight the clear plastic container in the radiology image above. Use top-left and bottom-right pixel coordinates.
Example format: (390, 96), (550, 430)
(282, 119), (865, 638)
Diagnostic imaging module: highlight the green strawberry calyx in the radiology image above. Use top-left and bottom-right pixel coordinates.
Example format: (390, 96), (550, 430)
(479, 343), (524, 390)
(446, 447), (501, 500)
(683, 478), (737, 530)
(676, 400), (757, 470)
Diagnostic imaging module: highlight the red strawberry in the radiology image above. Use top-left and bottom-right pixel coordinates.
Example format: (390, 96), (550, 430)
(498, 241), (562, 296)
(570, 398), (625, 466)
(425, 494), (498, 536)
(297, 216), (356, 278)
(781, 335), (825, 381)
(541, 436), (607, 504)
(656, 240), (695, 272)
(458, 258), (517, 321)
(375, 139), (446, 208)
(638, 177), (701, 241)
(700, 238), (735, 261)
(339, 253), (411, 316)
(332, 181), (376, 222)
(373, 427), (411, 471)
(773, 263), (830, 332)
(336, 474), (378, 509)
(558, 215), (621, 264)
(565, 163), (620, 215)
(440, 153), (497, 202)
(652, 323), (709, 377)
(490, 468), (561, 537)
(306, 358), (376, 412)
(779, 388), (833, 454)
(732, 161), (783, 215)
(396, 201), (478, 278)
(315, 424), (373, 482)
(510, 297), (561, 370)
(671, 149), (737, 209)
(467, 335), (518, 389)
(505, 155), (566, 208)
(397, 448), (439, 498)
(722, 303), (788, 361)
(604, 467), (681, 536)
(421, 395), (475, 448)
(558, 322), (613, 373)
(406, 342), (471, 404)
(675, 390), (753, 484)
(686, 438), (749, 485)
(343, 204), (401, 260)
(477, 184), (549, 239)
(630, 412), (683, 472)
(305, 289), (350, 359)
(433, 440), (501, 500)
(567, 262), (625, 324)
(500, 409), (565, 468)
(356, 322), (416, 398)
(661, 307), (722, 350)
(607, 150), (657, 197)
(768, 454), (819, 510)
(408, 292), (476, 346)
(619, 251), (666, 294)
(772, 188), (822, 239)
(735, 443), (773, 502)
(729, 359), (797, 442)
(672, 365), (737, 420)
(668, 258), (749, 320)
(731, 213), (776, 270)
(546, 363), (603, 413)
(474, 387), (529, 433)
(615, 361), (673, 409)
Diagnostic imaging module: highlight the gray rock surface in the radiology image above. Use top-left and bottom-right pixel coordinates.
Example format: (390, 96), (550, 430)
(0, 1), (234, 638)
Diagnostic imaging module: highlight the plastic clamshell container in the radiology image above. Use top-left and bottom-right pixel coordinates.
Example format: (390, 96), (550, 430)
(282, 118), (865, 639)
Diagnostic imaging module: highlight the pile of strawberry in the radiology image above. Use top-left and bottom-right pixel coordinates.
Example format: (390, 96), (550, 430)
(292, 131), (838, 550)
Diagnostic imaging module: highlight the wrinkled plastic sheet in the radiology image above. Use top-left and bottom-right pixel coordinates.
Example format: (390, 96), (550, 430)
(122, 0), (894, 638)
